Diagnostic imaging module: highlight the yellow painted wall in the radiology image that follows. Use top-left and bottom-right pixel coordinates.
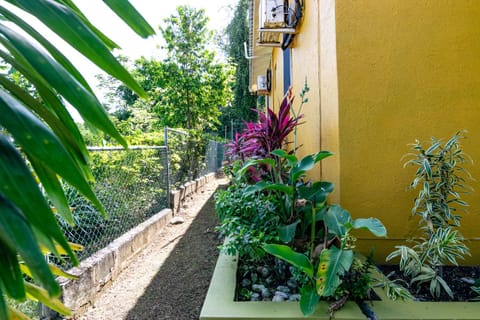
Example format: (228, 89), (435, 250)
(263, 0), (480, 263)
(268, 0), (325, 179)
(333, 0), (480, 263)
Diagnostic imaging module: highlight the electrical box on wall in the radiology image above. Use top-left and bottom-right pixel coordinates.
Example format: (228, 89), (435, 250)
(257, 75), (267, 91)
(261, 0), (286, 28)
(257, 0), (302, 47)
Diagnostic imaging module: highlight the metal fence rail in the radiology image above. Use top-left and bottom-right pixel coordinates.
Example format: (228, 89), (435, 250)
(53, 135), (224, 268)
(54, 146), (169, 267)
(17, 133), (226, 318)
(166, 127), (225, 187)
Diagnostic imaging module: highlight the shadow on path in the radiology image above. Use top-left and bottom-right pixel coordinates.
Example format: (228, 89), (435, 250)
(125, 184), (225, 320)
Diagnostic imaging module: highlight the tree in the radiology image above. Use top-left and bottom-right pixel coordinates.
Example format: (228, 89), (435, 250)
(159, 5), (233, 130)
(221, 0), (258, 133)
(0, 1), (154, 318)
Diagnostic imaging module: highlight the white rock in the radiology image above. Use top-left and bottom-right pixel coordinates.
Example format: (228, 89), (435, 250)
(170, 216), (185, 225)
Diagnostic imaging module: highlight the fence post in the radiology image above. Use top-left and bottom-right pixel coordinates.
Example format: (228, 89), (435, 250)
(164, 127), (170, 209)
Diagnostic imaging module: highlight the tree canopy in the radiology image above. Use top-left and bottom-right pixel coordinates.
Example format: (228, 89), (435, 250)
(220, 0), (258, 133)
(158, 5), (233, 130)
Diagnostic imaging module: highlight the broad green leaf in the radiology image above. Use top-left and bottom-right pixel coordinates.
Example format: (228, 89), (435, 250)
(235, 158), (276, 178)
(297, 181), (334, 203)
(278, 220), (300, 243)
(0, 136), (76, 263)
(0, 195), (60, 297)
(25, 282), (71, 316)
(304, 204), (327, 227)
(0, 89), (104, 219)
(352, 218), (387, 237)
(245, 181), (293, 196)
(59, 0), (120, 50)
(263, 244), (313, 278)
(5, 0), (147, 97)
(271, 149), (297, 163)
(0, 6), (93, 93)
(291, 155), (314, 182)
(0, 74), (89, 169)
(313, 150), (334, 162)
(29, 158), (74, 225)
(316, 247), (354, 297)
(0, 287), (8, 320)
(324, 205), (351, 237)
(300, 284), (320, 316)
(103, 0), (155, 38)
(0, 23), (127, 148)
(0, 242), (24, 299)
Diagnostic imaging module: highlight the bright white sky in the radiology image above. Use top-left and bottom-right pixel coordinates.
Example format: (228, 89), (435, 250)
(0, 0), (239, 118)
(75, 1), (237, 59)
(71, 0), (239, 86)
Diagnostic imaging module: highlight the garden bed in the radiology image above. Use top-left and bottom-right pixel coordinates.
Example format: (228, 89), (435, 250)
(201, 248), (480, 320)
(378, 264), (480, 302)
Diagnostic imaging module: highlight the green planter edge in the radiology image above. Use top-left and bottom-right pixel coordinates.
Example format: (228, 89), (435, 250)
(200, 248), (480, 320)
(200, 250), (364, 320)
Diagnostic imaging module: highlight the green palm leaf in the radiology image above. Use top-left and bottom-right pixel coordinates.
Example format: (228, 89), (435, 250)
(0, 6), (93, 93)
(0, 195), (59, 297)
(0, 89), (103, 217)
(0, 22), (127, 148)
(0, 1), (155, 318)
(4, 0), (149, 97)
(0, 243), (24, 300)
(316, 247), (354, 297)
(0, 286), (7, 320)
(103, 0), (155, 37)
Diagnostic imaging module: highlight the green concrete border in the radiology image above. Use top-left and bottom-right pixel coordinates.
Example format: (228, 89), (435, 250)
(200, 251), (365, 320)
(200, 250), (480, 320)
(371, 268), (480, 320)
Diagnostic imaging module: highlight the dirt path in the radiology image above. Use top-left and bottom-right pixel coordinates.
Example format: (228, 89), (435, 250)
(76, 178), (227, 320)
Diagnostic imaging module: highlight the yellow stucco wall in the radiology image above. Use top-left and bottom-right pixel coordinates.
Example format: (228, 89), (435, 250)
(334, 0), (480, 263)
(263, 0), (480, 263)
(268, 0), (325, 180)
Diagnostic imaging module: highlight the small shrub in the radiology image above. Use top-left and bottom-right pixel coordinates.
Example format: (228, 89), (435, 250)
(387, 131), (472, 298)
(215, 182), (280, 261)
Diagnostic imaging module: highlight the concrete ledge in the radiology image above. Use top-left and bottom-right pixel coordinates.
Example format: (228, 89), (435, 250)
(58, 208), (173, 316)
(170, 173), (215, 214)
(200, 250), (480, 319)
(200, 246), (365, 320)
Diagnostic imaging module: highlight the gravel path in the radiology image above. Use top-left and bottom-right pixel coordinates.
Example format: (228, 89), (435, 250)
(76, 178), (226, 320)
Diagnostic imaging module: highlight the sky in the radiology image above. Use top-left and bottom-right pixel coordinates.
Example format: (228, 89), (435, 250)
(71, 0), (239, 87)
(0, 0), (239, 119)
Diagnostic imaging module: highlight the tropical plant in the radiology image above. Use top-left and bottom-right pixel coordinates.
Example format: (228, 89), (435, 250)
(221, 87), (389, 316)
(225, 87), (303, 163)
(0, 1), (154, 318)
(264, 201), (387, 316)
(386, 131), (472, 298)
(215, 181), (280, 260)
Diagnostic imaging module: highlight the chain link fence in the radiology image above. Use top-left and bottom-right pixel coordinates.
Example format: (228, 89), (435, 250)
(52, 131), (224, 268)
(166, 127), (225, 187)
(15, 130), (226, 318)
(53, 146), (169, 267)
